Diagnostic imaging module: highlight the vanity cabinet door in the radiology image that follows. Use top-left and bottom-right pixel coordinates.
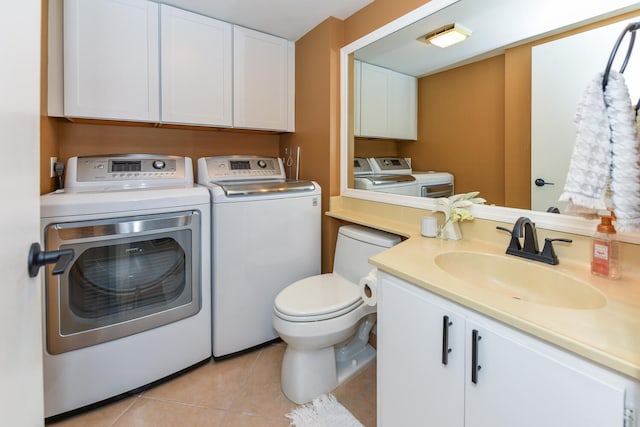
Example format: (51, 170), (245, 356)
(464, 317), (625, 427)
(160, 5), (232, 127)
(63, 0), (160, 122)
(378, 275), (465, 427)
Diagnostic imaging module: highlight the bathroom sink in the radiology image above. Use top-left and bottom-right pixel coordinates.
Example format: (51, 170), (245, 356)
(434, 252), (606, 309)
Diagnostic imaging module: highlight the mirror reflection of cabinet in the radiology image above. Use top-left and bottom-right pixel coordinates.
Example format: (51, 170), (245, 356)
(355, 60), (417, 140)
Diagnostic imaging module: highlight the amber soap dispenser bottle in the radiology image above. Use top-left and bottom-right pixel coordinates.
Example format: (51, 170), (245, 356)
(591, 214), (619, 279)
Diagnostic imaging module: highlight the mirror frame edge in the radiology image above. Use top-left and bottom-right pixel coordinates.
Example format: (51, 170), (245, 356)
(339, 0), (640, 244)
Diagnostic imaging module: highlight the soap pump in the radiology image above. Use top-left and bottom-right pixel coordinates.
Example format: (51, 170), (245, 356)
(591, 214), (619, 279)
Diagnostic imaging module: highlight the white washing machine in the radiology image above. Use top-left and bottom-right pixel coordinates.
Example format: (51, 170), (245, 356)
(353, 157), (419, 196)
(40, 155), (211, 419)
(367, 157), (454, 198)
(197, 155), (321, 358)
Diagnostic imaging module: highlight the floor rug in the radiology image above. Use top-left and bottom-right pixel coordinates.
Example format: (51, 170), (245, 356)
(286, 394), (364, 427)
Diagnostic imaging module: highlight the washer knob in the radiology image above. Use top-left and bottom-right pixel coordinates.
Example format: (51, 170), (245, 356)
(152, 160), (166, 170)
(257, 160), (267, 168)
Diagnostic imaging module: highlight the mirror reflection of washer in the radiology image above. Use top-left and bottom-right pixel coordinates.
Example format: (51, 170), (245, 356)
(367, 157), (454, 198)
(197, 155), (321, 358)
(40, 155), (211, 420)
(353, 157), (418, 196)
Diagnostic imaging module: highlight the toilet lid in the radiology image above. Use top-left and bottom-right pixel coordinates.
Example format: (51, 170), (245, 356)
(274, 273), (362, 318)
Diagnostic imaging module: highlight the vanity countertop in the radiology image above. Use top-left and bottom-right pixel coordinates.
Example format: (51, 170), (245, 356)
(328, 197), (640, 381)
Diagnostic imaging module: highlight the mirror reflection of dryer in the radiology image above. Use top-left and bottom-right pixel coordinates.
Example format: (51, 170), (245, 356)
(366, 157), (454, 198)
(40, 154), (212, 420)
(353, 157), (418, 196)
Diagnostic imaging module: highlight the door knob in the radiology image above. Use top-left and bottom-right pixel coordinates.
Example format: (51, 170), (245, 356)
(534, 178), (555, 187)
(27, 243), (74, 278)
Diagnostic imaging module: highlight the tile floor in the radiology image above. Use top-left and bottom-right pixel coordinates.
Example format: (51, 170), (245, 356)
(46, 341), (377, 427)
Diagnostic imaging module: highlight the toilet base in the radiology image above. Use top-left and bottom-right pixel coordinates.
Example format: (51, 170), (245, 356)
(336, 343), (376, 385)
(280, 315), (377, 404)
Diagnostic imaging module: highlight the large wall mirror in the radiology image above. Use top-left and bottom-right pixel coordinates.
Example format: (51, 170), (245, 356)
(340, 0), (640, 242)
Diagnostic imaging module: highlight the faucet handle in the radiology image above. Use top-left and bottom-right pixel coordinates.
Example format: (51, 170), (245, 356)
(496, 226), (521, 252)
(540, 238), (573, 265)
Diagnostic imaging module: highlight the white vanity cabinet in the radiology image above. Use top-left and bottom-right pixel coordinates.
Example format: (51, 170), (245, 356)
(355, 61), (417, 140)
(160, 5), (232, 127)
(377, 272), (635, 427)
(233, 26), (295, 132)
(63, 0), (160, 122)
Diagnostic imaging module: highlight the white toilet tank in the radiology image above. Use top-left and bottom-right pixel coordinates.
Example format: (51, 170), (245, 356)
(333, 225), (401, 284)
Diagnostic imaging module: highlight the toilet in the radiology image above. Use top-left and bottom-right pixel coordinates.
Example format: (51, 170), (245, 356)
(272, 225), (401, 404)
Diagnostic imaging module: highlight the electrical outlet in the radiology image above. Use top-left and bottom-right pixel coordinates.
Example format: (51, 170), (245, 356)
(50, 157), (57, 178)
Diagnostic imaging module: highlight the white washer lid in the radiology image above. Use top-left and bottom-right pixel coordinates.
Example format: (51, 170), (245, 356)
(275, 274), (361, 318)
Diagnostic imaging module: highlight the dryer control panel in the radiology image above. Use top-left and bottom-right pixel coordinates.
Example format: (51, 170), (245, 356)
(198, 156), (286, 182)
(65, 155), (191, 188)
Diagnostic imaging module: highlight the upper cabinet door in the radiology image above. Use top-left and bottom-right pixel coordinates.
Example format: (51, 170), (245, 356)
(63, 0), (159, 122)
(233, 26), (294, 132)
(160, 5), (232, 127)
(357, 61), (417, 140)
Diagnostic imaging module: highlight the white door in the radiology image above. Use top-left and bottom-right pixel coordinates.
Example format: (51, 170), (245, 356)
(531, 18), (640, 212)
(0, 2), (45, 426)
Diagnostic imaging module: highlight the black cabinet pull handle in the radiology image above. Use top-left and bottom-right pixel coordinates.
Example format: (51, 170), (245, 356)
(471, 329), (482, 384)
(27, 243), (74, 278)
(441, 315), (453, 365)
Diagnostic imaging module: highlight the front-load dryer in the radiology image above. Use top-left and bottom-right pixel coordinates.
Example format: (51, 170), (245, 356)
(40, 155), (211, 419)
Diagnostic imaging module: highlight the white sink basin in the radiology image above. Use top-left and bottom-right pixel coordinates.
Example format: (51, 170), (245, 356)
(434, 251), (606, 310)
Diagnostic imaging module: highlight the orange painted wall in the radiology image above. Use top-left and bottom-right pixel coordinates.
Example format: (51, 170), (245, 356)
(282, 17), (344, 273)
(398, 55), (506, 206)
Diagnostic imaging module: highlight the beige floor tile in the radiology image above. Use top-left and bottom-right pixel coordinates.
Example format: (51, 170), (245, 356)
(45, 342), (377, 426)
(46, 396), (138, 427)
(246, 342), (286, 386)
(334, 361), (377, 427)
(113, 397), (227, 427)
(143, 351), (259, 410)
(220, 412), (289, 427)
(229, 380), (297, 418)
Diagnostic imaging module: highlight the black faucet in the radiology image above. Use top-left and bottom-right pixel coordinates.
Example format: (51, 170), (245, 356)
(497, 217), (572, 265)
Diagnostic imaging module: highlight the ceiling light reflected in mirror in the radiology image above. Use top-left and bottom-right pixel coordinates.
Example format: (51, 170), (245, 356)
(419, 23), (471, 48)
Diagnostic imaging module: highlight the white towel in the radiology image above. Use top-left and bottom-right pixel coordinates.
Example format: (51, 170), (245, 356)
(604, 71), (640, 232)
(560, 71), (640, 232)
(559, 73), (610, 214)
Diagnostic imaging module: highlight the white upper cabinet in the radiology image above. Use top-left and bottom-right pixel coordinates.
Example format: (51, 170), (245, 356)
(356, 60), (417, 140)
(60, 0), (294, 132)
(160, 5), (232, 127)
(233, 26), (295, 132)
(63, 0), (160, 122)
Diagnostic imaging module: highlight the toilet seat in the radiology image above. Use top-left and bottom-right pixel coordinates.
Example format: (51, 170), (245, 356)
(274, 274), (362, 322)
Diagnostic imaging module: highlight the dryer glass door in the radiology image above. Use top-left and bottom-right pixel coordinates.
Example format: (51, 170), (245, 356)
(44, 211), (201, 354)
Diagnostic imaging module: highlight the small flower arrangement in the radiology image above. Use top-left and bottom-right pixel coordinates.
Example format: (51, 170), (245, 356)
(432, 191), (486, 239)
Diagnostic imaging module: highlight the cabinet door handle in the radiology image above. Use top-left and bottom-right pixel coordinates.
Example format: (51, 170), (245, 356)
(441, 315), (453, 365)
(471, 329), (482, 384)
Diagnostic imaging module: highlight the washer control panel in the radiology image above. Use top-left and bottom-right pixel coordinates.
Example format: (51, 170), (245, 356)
(369, 157), (412, 175)
(199, 156), (285, 182)
(69, 155), (189, 186)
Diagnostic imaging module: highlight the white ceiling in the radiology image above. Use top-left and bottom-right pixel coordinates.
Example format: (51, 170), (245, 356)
(159, 0), (373, 41)
(354, 0), (640, 77)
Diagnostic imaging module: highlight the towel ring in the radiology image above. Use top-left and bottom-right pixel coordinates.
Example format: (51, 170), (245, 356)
(602, 21), (640, 91)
